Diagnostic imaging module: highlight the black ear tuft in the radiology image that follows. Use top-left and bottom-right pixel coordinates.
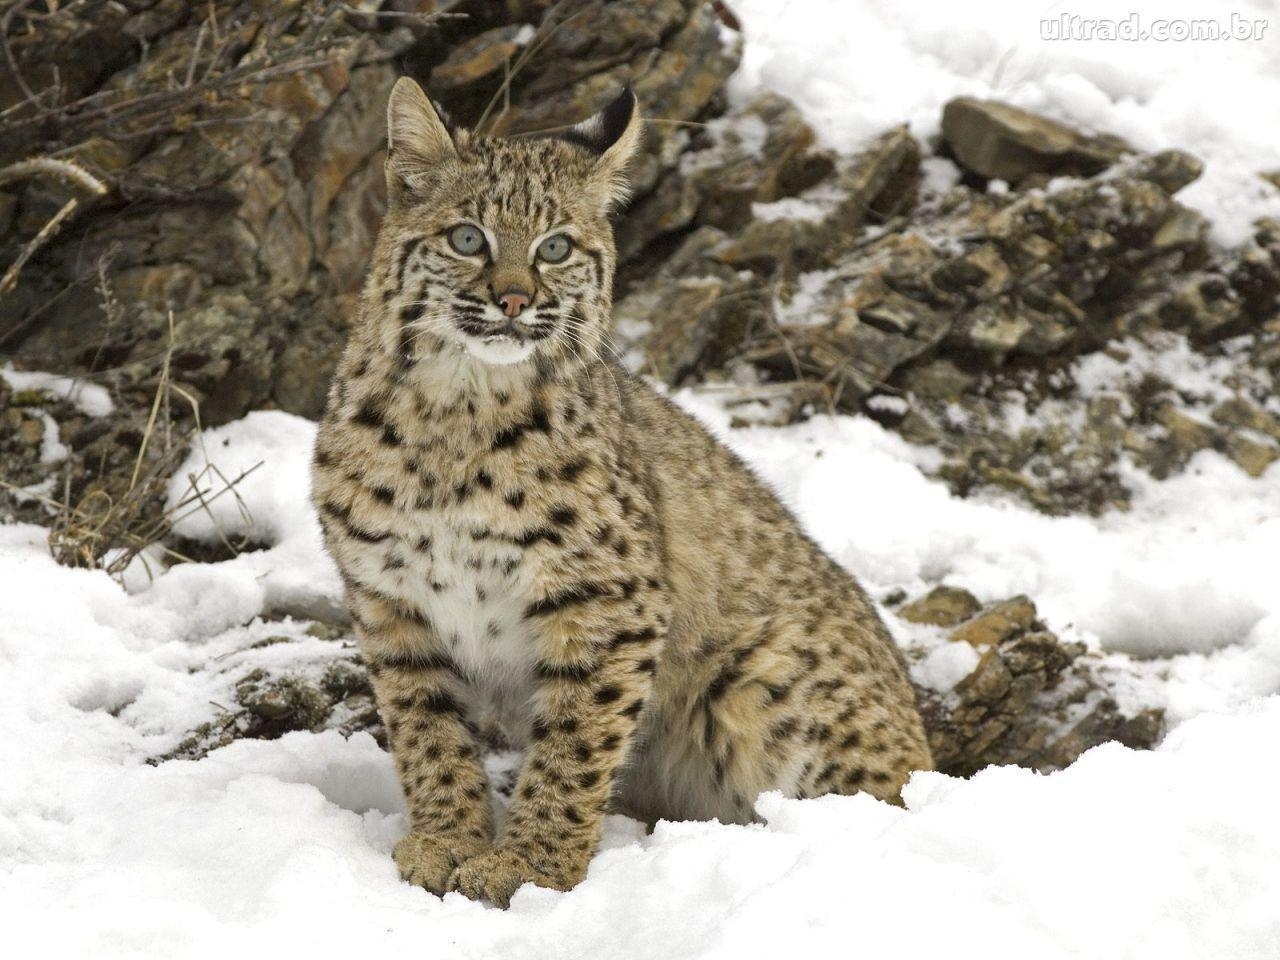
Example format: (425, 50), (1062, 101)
(433, 99), (455, 132)
(559, 88), (637, 156)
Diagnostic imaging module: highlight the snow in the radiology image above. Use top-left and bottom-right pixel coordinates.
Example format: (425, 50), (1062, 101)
(729, 0), (1280, 245)
(4, 391), (1279, 956)
(156, 410), (344, 626)
(35, 409), (68, 463)
(913, 639), (981, 693)
(2, 362), (115, 416)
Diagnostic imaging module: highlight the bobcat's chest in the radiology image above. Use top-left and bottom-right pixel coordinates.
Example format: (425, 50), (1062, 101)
(364, 492), (542, 730)
(407, 520), (536, 682)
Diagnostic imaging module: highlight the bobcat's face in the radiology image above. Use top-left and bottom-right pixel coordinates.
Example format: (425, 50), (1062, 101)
(378, 80), (641, 371)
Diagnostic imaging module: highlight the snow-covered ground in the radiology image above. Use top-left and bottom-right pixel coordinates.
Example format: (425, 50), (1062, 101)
(5, 2), (1280, 956)
(4, 390), (1279, 957)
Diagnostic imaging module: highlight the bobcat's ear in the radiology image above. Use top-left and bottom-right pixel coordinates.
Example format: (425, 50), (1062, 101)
(385, 77), (457, 202)
(561, 88), (643, 212)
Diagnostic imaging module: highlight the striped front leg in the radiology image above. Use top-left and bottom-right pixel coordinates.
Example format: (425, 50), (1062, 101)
(353, 588), (493, 894)
(450, 577), (667, 905)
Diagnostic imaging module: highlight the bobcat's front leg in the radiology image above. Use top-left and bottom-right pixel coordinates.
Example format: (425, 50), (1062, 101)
(354, 589), (493, 894)
(450, 581), (667, 905)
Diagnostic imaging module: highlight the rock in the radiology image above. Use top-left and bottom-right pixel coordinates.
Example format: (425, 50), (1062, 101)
(822, 126), (922, 245)
(915, 598), (1165, 777)
(899, 359), (976, 399)
(949, 596), (1039, 648)
(963, 303), (1033, 355)
(1211, 397), (1280, 441)
(1129, 149), (1204, 195)
(940, 96), (1133, 183)
(430, 25), (531, 89)
(898, 586), (982, 627)
(621, 276), (730, 384)
(1225, 434), (1279, 477)
(305, 621), (350, 642)
(1148, 403), (1217, 477)
(617, 92), (833, 260)
(721, 381), (831, 428)
(153, 639), (377, 763)
(17, 415), (44, 447)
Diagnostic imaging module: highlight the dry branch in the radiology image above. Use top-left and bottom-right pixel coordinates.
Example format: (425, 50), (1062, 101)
(0, 155), (107, 298)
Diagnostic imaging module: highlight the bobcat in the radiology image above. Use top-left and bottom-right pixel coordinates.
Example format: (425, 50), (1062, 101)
(312, 77), (932, 906)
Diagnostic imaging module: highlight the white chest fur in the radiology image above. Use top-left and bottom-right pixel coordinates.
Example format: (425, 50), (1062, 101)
(349, 501), (540, 727)
(410, 523), (536, 684)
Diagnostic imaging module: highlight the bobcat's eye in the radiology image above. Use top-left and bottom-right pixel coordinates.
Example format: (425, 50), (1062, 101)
(536, 233), (573, 264)
(447, 224), (487, 256)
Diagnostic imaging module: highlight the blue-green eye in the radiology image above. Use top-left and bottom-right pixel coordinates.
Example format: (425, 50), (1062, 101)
(537, 233), (572, 263)
(448, 224), (486, 256)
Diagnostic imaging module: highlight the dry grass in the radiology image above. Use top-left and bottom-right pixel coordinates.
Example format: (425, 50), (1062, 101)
(0, 312), (262, 583)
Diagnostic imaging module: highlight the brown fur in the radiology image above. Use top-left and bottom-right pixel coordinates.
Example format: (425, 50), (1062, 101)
(312, 78), (932, 906)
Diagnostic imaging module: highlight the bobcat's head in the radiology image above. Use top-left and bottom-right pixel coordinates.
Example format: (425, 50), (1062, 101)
(373, 77), (642, 373)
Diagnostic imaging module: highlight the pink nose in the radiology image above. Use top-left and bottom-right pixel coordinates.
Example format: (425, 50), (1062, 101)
(496, 288), (530, 318)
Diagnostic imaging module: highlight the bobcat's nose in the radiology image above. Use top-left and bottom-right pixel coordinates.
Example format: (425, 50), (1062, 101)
(494, 286), (531, 318)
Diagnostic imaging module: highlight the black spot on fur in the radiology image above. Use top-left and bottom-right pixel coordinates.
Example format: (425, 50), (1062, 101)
(419, 690), (463, 716)
(353, 401), (385, 429)
(611, 626), (657, 646)
(491, 401), (551, 451)
(525, 580), (612, 618)
(536, 661), (597, 683)
(514, 526), (563, 548)
(548, 506), (577, 527)
(558, 458), (588, 482)
(594, 684), (623, 705)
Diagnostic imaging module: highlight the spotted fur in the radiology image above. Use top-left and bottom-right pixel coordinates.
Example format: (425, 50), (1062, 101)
(313, 78), (932, 906)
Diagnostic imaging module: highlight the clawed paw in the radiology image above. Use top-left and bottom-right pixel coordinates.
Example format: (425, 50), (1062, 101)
(448, 845), (584, 907)
(393, 830), (491, 895)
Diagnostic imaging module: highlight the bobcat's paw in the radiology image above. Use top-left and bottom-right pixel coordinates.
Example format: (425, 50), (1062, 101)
(393, 830), (491, 895)
(449, 845), (586, 907)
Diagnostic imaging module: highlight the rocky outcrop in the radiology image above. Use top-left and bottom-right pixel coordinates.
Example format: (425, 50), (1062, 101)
(1, 0), (739, 426)
(612, 98), (1280, 515)
(7, 7), (1278, 523)
(0, 0), (741, 537)
(902, 588), (1164, 776)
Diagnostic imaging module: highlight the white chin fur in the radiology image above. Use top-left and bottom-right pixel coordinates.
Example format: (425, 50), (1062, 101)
(463, 336), (536, 366)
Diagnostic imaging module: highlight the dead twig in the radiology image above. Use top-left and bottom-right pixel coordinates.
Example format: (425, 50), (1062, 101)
(0, 41), (342, 142)
(0, 0), (41, 109)
(477, 1), (589, 135)
(0, 156), (107, 299)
